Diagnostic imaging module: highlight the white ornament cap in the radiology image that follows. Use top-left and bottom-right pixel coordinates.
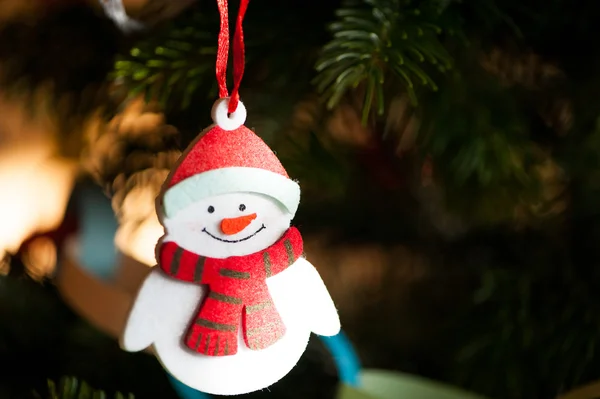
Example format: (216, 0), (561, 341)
(211, 97), (247, 131)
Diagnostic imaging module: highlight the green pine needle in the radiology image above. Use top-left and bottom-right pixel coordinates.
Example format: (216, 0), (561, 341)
(34, 377), (134, 399)
(314, 0), (452, 124)
(111, 12), (217, 110)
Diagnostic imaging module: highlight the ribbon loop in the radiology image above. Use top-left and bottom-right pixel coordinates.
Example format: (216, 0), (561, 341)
(215, 0), (249, 114)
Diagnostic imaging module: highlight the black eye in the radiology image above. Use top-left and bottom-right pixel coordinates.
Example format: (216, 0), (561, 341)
(208, 206), (215, 213)
(239, 204), (246, 211)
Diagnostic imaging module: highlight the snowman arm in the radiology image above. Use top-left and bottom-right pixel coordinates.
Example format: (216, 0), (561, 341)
(298, 258), (341, 337)
(120, 268), (164, 352)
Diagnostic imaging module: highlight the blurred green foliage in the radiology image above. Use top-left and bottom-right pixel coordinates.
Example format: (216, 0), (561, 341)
(0, 5), (120, 150)
(34, 377), (134, 399)
(417, 69), (543, 225)
(313, 0), (452, 123)
(113, 12), (218, 111)
(447, 227), (600, 399)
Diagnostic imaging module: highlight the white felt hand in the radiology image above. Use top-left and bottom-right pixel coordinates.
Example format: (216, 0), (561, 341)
(121, 268), (203, 352)
(294, 258), (341, 337)
(120, 269), (165, 352)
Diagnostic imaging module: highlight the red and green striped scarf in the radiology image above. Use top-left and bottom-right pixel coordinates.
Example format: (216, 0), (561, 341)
(158, 227), (303, 356)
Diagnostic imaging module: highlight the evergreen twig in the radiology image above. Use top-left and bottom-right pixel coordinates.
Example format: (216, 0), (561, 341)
(33, 377), (134, 399)
(113, 11), (218, 111)
(313, 0), (453, 124)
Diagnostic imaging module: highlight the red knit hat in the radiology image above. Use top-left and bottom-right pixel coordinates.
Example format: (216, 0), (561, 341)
(162, 124), (300, 218)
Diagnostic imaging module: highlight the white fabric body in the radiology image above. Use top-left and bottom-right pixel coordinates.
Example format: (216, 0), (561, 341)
(121, 192), (341, 395)
(121, 258), (340, 395)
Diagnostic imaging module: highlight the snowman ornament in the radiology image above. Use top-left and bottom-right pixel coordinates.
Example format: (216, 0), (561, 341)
(121, 98), (341, 396)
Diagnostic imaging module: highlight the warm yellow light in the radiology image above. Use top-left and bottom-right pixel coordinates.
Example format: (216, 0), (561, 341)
(115, 213), (163, 267)
(0, 255), (9, 276)
(22, 236), (58, 280)
(113, 180), (166, 267)
(0, 92), (77, 260)
(95, 96), (175, 268)
(0, 145), (77, 258)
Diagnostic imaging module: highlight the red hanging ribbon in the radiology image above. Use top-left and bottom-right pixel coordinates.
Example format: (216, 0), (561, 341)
(216, 0), (249, 114)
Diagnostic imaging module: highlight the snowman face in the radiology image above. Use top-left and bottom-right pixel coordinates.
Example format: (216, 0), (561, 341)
(162, 192), (293, 258)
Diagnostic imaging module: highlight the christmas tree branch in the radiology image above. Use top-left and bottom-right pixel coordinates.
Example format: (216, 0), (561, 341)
(34, 377), (134, 399)
(313, 0), (453, 124)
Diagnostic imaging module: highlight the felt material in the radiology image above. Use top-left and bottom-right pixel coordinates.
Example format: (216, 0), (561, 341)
(162, 192), (294, 259)
(163, 167), (300, 220)
(221, 213), (257, 235)
(122, 83), (339, 392)
(121, 257), (340, 396)
(162, 124), (300, 218)
(211, 97), (247, 131)
(169, 125), (288, 186)
(158, 227), (304, 356)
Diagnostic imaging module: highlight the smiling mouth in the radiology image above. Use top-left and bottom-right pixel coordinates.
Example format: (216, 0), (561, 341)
(202, 224), (266, 243)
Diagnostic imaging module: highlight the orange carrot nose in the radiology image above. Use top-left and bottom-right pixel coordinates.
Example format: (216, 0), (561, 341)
(220, 213), (257, 235)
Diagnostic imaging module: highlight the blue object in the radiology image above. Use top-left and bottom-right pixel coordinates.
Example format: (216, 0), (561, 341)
(321, 332), (362, 387)
(167, 374), (211, 399)
(75, 184), (363, 398)
(75, 184), (119, 279)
